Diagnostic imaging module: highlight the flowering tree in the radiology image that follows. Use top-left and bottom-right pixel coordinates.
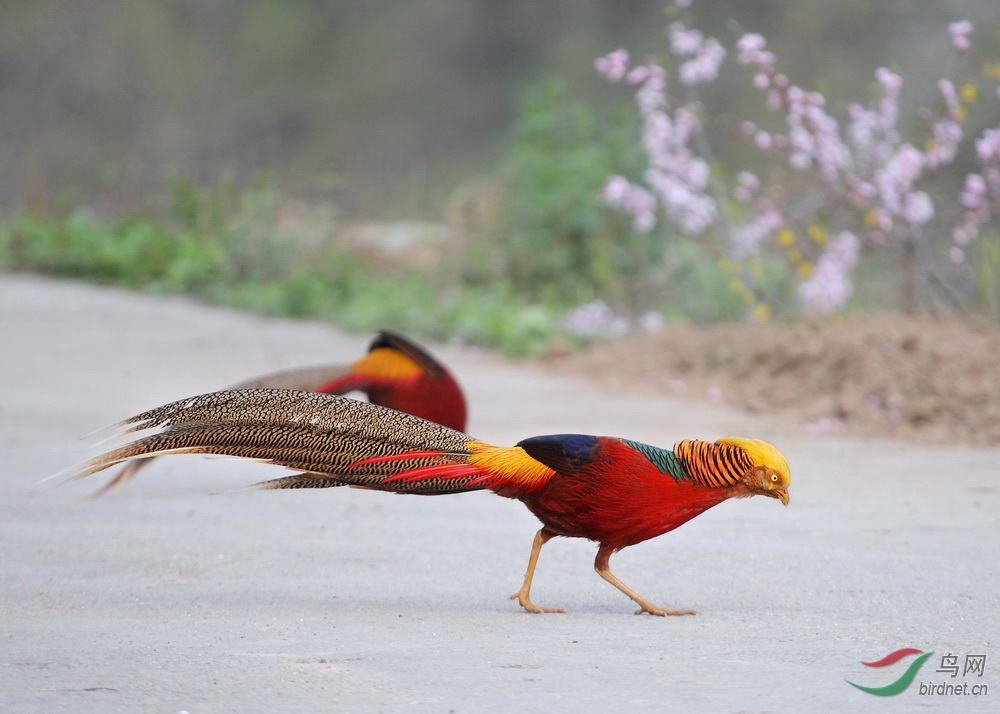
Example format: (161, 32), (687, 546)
(597, 6), (1000, 318)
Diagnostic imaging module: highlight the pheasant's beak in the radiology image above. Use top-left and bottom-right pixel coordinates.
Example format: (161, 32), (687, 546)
(775, 489), (789, 506)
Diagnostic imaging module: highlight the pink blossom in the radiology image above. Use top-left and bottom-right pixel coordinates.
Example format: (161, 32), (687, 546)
(666, 378), (687, 395)
(953, 226), (970, 245)
(603, 16), (996, 320)
(736, 34), (774, 70)
(626, 65), (650, 85)
(807, 416), (846, 434)
(736, 33), (765, 53)
(766, 89), (782, 111)
(601, 176), (657, 233)
(732, 171), (760, 203)
(602, 174), (631, 203)
(873, 208), (894, 231)
(638, 311), (664, 334)
(669, 22), (703, 57)
(960, 173), (986, 209)
(789, 153), (810, 170)
(875, 67), (903, 93)
(562, 300), (630, 338)
(600, 48), (722, 237)
(678, 38), (726, 86)
(889, 142), (924, 182)
(902, 191), (934, 225)
(925, 119), (963, 168)
(668, 23), (726, 86)
(633, 63), (667, 114)
(738, 171), (759, 191)
(798, 231), (860, 314)
(874, 143), (925, 216)
(845, 174), (876, 201)
(949, 20), (973, 51)
(938, 79), (960, 116)
(731, 201), (783, 258)
(779, 83), (851, 181)
(951, 127), (1000, 259)
(733, 186), (752, 203)
(975, 128), (1000, 162)
(594, 49), (630, 82)
(736, 32), (767, 58)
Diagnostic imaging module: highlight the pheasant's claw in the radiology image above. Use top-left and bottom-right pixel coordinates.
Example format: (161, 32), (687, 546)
(634, 604), (696, 617)
(510, 592), (565, 614)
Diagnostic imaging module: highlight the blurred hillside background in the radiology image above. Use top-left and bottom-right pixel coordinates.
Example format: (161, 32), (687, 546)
(4, 0), (995, 215)
(2, 0), (1000, 357)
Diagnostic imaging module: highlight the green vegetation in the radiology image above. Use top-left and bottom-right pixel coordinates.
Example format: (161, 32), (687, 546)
(0, 185), (556, 356)
(6, 67), (998, 355)
(493, 80), (649, 306)
(0, 81), (755, 356)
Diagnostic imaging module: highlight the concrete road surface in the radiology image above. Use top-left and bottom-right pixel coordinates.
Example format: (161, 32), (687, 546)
(1, 274), (996, 713)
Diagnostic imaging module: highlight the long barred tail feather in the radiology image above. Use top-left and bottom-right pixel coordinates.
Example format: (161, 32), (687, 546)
(55, 389), (487, 496)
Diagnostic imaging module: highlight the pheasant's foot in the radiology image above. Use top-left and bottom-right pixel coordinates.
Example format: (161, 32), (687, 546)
(510, 592), (565, 614)
(633, 603), (696, 617)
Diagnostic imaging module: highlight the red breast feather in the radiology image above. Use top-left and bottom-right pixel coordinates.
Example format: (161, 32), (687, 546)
(517, 437), (731, 551)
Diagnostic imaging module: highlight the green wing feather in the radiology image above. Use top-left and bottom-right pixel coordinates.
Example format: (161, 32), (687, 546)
(622, 439), (690, 481)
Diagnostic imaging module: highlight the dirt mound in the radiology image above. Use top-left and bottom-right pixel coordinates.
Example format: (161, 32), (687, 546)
(557, 314), (1000, 445)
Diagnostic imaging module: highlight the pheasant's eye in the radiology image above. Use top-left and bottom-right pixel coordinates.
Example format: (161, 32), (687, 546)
(770, 473), (779, 482)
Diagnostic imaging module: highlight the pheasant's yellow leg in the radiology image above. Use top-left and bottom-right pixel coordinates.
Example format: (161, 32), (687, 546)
(594, 545), (695, 616)
(510, 528), (564, 613)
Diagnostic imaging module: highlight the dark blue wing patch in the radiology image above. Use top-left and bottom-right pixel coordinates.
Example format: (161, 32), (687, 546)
(516, 434), (605, 476)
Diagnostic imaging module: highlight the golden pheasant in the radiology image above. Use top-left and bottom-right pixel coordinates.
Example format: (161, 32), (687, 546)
(61, 388), (790, 615)
(94, 330), (466, 494)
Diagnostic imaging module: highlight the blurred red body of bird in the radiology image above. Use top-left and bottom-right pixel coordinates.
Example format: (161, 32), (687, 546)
(93, 330), (466, 495)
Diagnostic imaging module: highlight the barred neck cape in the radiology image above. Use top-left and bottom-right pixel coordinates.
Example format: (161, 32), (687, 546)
(623, 438), (761, 489)
(670, 439), (753, 487)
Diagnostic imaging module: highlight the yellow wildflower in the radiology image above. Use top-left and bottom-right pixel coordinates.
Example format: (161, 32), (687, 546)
(807, 224), (828, 244)
(717, 257), (739, 274)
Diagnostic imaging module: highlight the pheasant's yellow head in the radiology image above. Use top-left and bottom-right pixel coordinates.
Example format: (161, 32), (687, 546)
(718, 437), (790, 505)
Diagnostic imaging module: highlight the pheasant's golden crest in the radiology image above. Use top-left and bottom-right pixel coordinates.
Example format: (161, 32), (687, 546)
(717, 436), (790, 504)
